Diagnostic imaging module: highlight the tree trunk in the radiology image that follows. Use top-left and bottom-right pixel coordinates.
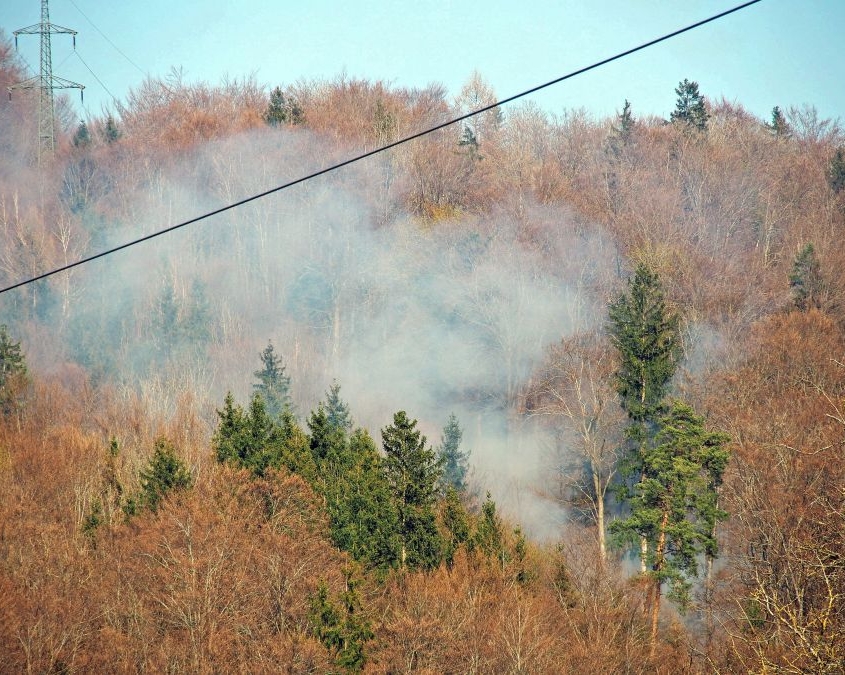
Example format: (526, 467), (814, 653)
(594, 469), (606, 563)
(650, 508), (670, 655)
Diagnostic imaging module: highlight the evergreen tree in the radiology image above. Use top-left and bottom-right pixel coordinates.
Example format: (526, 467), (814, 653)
(253, 341), (292, 418)
(607, 264), (681, 426)
(0, 324), (28, 416)
(308, 577), (373, 672)
(104, 114), (121, 143)
(437, 413), (470, 493)
(440, 486), (470, 568)
(382, 411), (443, 570)
(265, 85), (303, 127)
(72, 120), (91, 148)
(670, 79), (708, 133)
(475, 491), (505, 566)
(138, 438), (193, 512)
(320, 427), (400, 571)
(609, 401), (729, 651)
(325, 382), (353, 433)
(828, 147), (845, 194)
(608, 99), (635, 155)
(608, 263), (681, 571)
(766, 106), (791, 138)
(789, 243), (825, 311)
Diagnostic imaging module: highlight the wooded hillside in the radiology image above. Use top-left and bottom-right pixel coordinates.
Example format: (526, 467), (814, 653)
(1, 35), (843, 672)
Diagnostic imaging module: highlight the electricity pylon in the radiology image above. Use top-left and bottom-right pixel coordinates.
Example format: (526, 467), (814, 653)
(8, 0), (85, 164)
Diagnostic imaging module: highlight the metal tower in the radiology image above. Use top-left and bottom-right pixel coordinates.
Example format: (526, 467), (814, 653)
(8, 0), (85, 164)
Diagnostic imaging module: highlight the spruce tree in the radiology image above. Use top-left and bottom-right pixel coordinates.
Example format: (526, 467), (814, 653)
(609, 401), (729, 652)
(608, 263), (682, 571)
(72, 120), (91, 148)
(382, 411), (443, 570)
(789, 243), (825, 311)
(670, 79), (708, 133)
(325, 382), (353, 433)
(828, 147), (845, 194)
(138, 438), (193, 512)
(475, 491), (505, 566)
(253, 341), (292, 418)
(766, 106), (790, 138)
(441, 486), (470, 568)
(437, 413), (470, 493)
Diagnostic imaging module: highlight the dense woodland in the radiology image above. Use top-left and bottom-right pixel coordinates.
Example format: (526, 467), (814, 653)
(1, 29), (845, 673)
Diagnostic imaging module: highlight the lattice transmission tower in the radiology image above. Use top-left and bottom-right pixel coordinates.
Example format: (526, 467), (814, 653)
(8, 0), (85, 164)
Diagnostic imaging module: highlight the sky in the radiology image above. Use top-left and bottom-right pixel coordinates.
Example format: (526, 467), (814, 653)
(1, 0), (843, 127)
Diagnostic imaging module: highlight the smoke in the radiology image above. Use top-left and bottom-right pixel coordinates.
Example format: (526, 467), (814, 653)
(1, 123), (618, 538)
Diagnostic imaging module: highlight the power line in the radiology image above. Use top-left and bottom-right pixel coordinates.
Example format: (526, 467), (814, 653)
(74, 49), (120, 105)
(66, 0), (148, 78)
(0, 0), (762, 296)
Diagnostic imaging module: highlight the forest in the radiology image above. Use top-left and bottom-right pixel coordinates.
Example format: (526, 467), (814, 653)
(0, 28), (844, 673)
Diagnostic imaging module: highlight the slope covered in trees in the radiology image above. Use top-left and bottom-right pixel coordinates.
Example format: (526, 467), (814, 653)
(1, 30), (844, 670)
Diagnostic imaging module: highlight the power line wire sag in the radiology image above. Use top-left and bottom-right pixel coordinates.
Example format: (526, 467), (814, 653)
(0, 0), (762, 297)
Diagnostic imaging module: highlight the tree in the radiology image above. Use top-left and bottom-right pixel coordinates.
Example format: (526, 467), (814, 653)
(253, 341), (292, 418)
(325, 382), (353, 433)
(72, 120), (91, 148)
(789, 243), (825, 311)
(608, 263), (682, 571)
(265, 85), (303, 127)
(670, 79), (708, 132)
(765, 106), (790, 139)
(608, 99), (635, 156)
(138, 438), (193, 512)
(610, 401), (729, 653)
(381, 411), (443, 570)
(440, 486), (470, 568)
(0, 324), (28, 416)
(103, 114), (121, 143)
(475, 491), (505, 567)
(607, 264), (681, 425)
(526, 332), (625, 562)
(437, 413), (470, 494)
(308, 577), (374, 672)
(828, 147), (845, 194)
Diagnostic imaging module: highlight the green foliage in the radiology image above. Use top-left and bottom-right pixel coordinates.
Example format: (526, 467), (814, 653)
(382, 411), (443, 570)
(308, 577), (373, 672)
(81, 498), (103, 541)
(766, 106), (791, 138)
(325, 382), (353, 433)
(610, 401), (730, 609)
(789, 243), (825, 311)
(607, 264), (681, 425)
(138, 438), (193, 513)
(72, 120), (91, 148)
(104, 114), (121, 143)
(152, 276), (211, 359)
(440, 486), (470, 567)
(513, 526), (532, 585)
(828, 147), (845, 194)
(265, 85), (304, 127)
(475, 491), (505, 565)
(253, 341), (292, 419)
(670, 79), (708, 132)
(0, 324), (28, 416)
(213, 391), (314, 479)
(437, 413), (470, 494)
(608, 99), (635, 157)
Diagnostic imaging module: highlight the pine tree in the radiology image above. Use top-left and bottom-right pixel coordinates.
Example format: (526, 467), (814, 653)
(138, 438), (193, 512)
(265, 85), (303, 127)
(789, 243), (825, 311)
(670, 79), (708, 133)
(253, 341), (292, 418)
(382, 411), (443, 570)
(609, 401), (729, 652)
(308, 576), (373, 672)
(608, 99), (635, 154)
(437, 413), (469, 493)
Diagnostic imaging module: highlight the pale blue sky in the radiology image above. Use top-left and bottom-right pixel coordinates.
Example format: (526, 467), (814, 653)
(2, 0), (843, 125)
